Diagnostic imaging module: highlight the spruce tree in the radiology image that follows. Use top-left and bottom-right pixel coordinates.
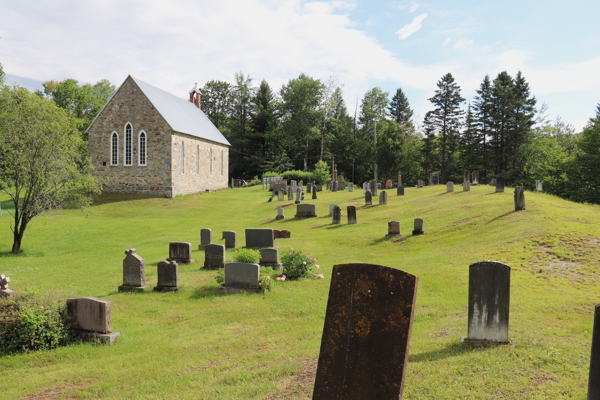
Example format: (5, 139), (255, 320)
(489, 71), (514, 175)
(472, 75), (493, 178)
(389, 87), (414, 126)
(509, 71), (536, 179)
(421, 111), (438, 177)
(459, 103), (481, 173)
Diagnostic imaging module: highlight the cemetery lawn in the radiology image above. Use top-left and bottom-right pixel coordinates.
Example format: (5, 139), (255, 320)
(1, 184), (599, 399)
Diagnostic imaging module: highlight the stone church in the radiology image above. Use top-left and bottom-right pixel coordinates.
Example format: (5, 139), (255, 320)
(87, 75), (230, 197)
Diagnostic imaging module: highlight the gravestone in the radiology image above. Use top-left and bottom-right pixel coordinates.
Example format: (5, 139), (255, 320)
(223, 231), (236, 249)
(339, 181), (345, 191)
(397, 186), (404, 196)
(363, 182), (368, 194)
(472, 171), (479, 185)
(347, 205), (357, 224)
(278, 189), (285, 201)
(397, 172), (403, 187)
(204, 244), (225, 269)
(496, 176), (505, 192)
(371, 180), (377, 196)
(379, 190), (388, 205)
(272, 183), (286, 193)
(154, 260), (180, 292)
(245, 228), (275, 249)
(291, 180), (297, 187)
(295, 204), (317, 218)
(169, 242), (194, 263)
(385, 179), (393, 189)
(417, 180), (424, 188)
(588, 304), (600, 398)
(307, 182), (312, 194)
(0, 274), (14, 298)
(385, 221), (401, 238)
(536, 180), (543, 192)
(332, 205), (341, 224)
(316, 184), (322, 192)
(491, 178), (497, 186)
(295, 188), (302, 204)
(447, 181), (454, 192)
(463, 180), (470, 192)
(67, 297), (120, 345)
(299, 180), (304, 189)
(412, 218), (424, 235)
(514, 186), (525, 211)
(464, 261), (511, 344)
(312, 263), (418, 400)
(220, 262), (262, 293)
(378, 182), (382, 189)
(428, 173), (433, 186)
(349, 183), (353, 192)
(287, 186), (293, 200)
(118, 248), (146, 292)
(199, 228), (212, 250)
(260, 248), (282, 269)
(276, 207), (285, 220)
(274, 229), (291, 239)
(432, 172), (439, 185)
(332, 180), (338, 192)
(312, 185), (317, 199)
(463, 170), (470, 184)
(365, 190), (372, 206)
(328, 204), (337, 217)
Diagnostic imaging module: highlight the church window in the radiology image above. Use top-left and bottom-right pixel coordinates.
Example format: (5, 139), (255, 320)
(138, 131), (147, 166)
(110, 132), (118, 165)
(124, 123), (132, 166)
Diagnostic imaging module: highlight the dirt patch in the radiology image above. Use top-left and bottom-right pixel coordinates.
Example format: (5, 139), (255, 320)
(529, 371), (557, 387)
(266, 359), (317, 400)
(450, 215), (481, 227)
(23, 379), (95, 400)
(434, 329), (451, 339)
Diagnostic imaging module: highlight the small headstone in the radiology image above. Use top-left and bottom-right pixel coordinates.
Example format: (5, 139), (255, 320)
(397, 186), (404, 196)
(312, 185), (317, 199)
(371, 180), (378, 196)
(169, 242), (194, 263)
(496, 176), (505, 193)
(312, 263), (418, 400)
(464, 261), (511, 344)
(332, 180), (338, 192)
(274, 229), (291, 239)
(295, 188), (301, 204)
(203, 244), (225, 269)
(464, 170), (470, 184)
(339, 181), (345, 191)
(447, 181), (454, 192)
(328, 204), (337, 217)
(588, 305), (600, 398)
(299, 180), (303, 189)
(348, 183), (353, 192)
(514, 186), (525, 211)
(417, 180), (424, 188)
(245, 228), (275, 249)
(491, 178), (497, 186)
(220, 262), (261, 293)
(536, 180), (543, 192)
(385, 179), (393, 189)
(365, 190), (372, 206)
(223, 231), (236, 249)
(154, 260), (180, 291)
(287, 186), (293, 200)
(316, 184), (322, 192)
(291, 180), (297, 187)
(118, 249), (145, 292)
(412, 218), (424, 235)
(199, 229), (212, 250)
(379, 191), (387, 205)
(272, 183), (286, 193)
(385, 221), (401, 238)
(277, 189), (285, 201)
(428, 173), (433, 186)
(332, 205), (341, 224)
(0, 274), (15, 298)
(295, 204), (317, 218)
(463, 180), (470, 192)
(347, 205), (357, 224)
(377, 182), (382, 189)
(260, 248), (282, 269)
(432, 172), (439, 185)
(276, 207), (285, 220)
(307, 182), (312, 193)
(472, 171), (479, 185)
(363, 182), (368, 194)
(67, 297), (113, 334)
(397, 172), (403, 187)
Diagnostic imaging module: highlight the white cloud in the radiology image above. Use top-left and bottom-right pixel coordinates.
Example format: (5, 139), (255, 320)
(332, 0), (356, 10)
(395, 13), (428, 40)
(443, 38), (452, 47)
(409, 2), (420, 12)
(453, 39), (474, 50)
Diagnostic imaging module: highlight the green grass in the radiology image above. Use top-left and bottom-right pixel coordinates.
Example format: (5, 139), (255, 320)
(1, 184), (599, 399)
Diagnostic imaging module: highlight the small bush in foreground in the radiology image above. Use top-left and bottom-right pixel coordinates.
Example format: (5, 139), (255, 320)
(232, 248), (260, 264)
(280, 249), (323, 280)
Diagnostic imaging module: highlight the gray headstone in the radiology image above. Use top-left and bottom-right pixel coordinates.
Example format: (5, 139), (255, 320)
(277, 189), (285, 201)
(379, 191), (387, 205)
(295, 203), (317, 218)
(307, 182), (312, 194)
(397, 186), (404, 196)
(276, 207), (285, 220)
(467, 261), (511, 343)
(464, 170), (470, 184)
(349, 183), (353, 192)
(428, 173), (433, 186)
(245, 228), (275, 248)
(169, 242), (193, 263)
(588, 304), (600, 398)
(412, 218), (424, 235)
(496, 176), (505, 192)
(397, 172), (403, 187)
(386, 220), (401, 237)
(371, 180), (377, 196)
(272, 183), (286, 193)
(514, 186), (525, 211)
(122, 248), (144, 287)
(417, 180), (424, 188)
(199, 229), (212, 250)
(536, 180), (543, 192)
(328, 204), (337, 217)
(223, 262), (260, 290)
(288, 186), (293, 200)
(447, 181), (454, 192)
(491, 178), (497, 186)
(259, 247), (282, 269)
(365, 190), (372, 205)
(155, 260), (180, 290)
(363, 182), (368, 194)
(347, 205), (357, 225)
(332, 180), (338, 192)
(203, 244), (225, 269)
(432, 172), (439, 185)
(67, 297), (113, 334)
(463, 180), (470, 192)
(223, 231), (236, 249)
(316, 184), (322, 192)
(472, 171), (479, 185)
(332, 205), (341, 224)
(339, 181), (345, 190)
(295, 188), (301, 204)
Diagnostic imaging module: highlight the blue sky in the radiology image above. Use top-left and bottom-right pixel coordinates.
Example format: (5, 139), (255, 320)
(1, 0), (599, 130)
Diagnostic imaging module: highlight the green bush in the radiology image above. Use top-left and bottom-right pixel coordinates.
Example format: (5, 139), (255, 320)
(262, 171), (280, 178)
(232, 248), (260, 264)
(281, 170), (316, 183)
(281, 249), (316, 280)
(313, 161), (330, 184)
(0, 290), (75, 354)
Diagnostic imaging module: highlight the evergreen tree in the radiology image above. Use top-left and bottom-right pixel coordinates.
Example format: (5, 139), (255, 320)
(488, 71), (514, 175)
(589, 102), (600, 126)
(459, 103), (481, 173)
(199, 80), (231, 130)
(509, 71), (536, 180)
(421, 111), (438, 177)
(245, 80), (277, 178)
(388, 87), (414, 126)
(472, 75), (493, 179)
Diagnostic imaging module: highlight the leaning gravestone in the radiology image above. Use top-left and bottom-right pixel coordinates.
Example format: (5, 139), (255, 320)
(588, 304), (600, 399)
(220, 262), (262, 293)
(203, 244), (225, 269)
(154, 260), (180, 292)
(332, 205), (341, 224)
(278, 189), (285, 201)
(245, 228), (275, 249)
(412, 218), (424, 235)
(365, 190), (372, 206)
(536, 180), (543, 192)
(287, 186), (293, 200)
(447, 181), (454, 192)
(199, 229), (212, 250)
(223, 231), (236, 249)
(260, 248), (282, 269)
(514, 186), (525, 211)
(328, 204), (337, 217)
(276, 207), (285, 220)
(295, 204), (317, 218)
(472, 171), (479, 185)
(385, 221), (401, 238)
(0, 274), (14, 298)
(496, 176), (505, 193)
(347, 206), (357, 225)
(397, 186), (404, 196)
(169, 242), (194, 263)
(67, 297), (120, 345)
(379, 191), (388, 205)
(463, 261), (511, 344)
(312, 263), (418, 400)
(118, 249), (145, 292)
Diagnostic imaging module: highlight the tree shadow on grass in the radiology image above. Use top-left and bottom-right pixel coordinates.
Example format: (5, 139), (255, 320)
(408, 342), (488, 363)
(436, 191), (452, 196)
(325, 223), (347, 230)
(369, 234), (412, 246)
(0, 249), (45, 258)
(189, 285), (229, 300)
(92, 193), (164, 206)
(487, 210), (515, 224)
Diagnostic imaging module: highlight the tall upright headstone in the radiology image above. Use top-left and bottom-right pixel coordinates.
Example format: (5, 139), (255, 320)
(287, 186), (293, 200)
(536, 180), (543, 192)
(307, 182), (312, 194)
(295, 188), (302, 204)
(432, 172), (439, 185)
(332, 180), (338, 192)
(363, 182), (368, 194)
(428, 173), (433, 186)
(278, 189), (285, 201)
(203, 244), (226, 269)
(118, 249), (145, 292)
(472, 171), (479, 185)
(463, 180), (470, 192)
(328, 204), (337, 217)
(588, 305), (600, 399)
(465, 261), (511, 344)
(447, 181), (454, 192)
(397, 186), (404, 196)
(464, 170), (470, 184)
(379, 190), (388, 205)
(339, 181), (345, 191)
(412, 218), (424, 235)
(365, 190), (372, 206)
(349, 182), (353, 192)
(371, 180), (377, 196)
(223, 231), (236, 249)
(514, 186), (525, 211)
(154, 260), (180, 292)
(496, 176), (505, 193)
(312, 184), (317, 199)
(199, 229), (212, 250)
(397, 172), (403, 187)
(312, 264), (418, 400)
(332, 205), (341, 224)
(347, 205), (357, 224)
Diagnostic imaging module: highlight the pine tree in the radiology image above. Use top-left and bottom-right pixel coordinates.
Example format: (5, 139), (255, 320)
(459, 103), (481, 173)
(489, 71), (514, 175)
(472, 75), (493, 178)
(509, 71), (536, 180)
(389, 87), (414, 126)
(589, 102), (600, 126)
(421, 111), (438, 177)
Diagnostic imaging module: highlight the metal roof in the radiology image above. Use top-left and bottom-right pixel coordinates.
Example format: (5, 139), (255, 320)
(131, 76), (230, 146)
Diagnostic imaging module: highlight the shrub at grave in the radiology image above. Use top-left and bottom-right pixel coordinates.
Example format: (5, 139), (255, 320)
(281, 170), (316, 183)
(0, 290), (75, 354)
(280, 249), (322, 280)
(231, 248), (261, 264)
(262, 171), (280, 178)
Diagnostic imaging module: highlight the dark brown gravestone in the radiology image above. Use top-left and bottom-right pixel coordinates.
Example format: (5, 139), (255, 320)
(312, 263), (418, 400)
(274, 229), (291, 239)
(588, 304), (600, 399)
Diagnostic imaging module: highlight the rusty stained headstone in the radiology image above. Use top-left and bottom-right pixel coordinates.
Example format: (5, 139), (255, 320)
(312, 264), (418, 400)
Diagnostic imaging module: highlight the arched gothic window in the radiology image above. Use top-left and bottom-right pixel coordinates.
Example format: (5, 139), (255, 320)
(110, 132), (118, 165)
(138, 131), (147, 166)
(124, 123), (132, 166)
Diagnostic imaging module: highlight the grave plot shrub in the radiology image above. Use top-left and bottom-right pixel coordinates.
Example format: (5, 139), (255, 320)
(0, 290), (75, 354)
(280, 249), (323, 280)
(262, 171), (280, 178)
(231, 248), (260, 264)
(281, 170), (316, 183)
